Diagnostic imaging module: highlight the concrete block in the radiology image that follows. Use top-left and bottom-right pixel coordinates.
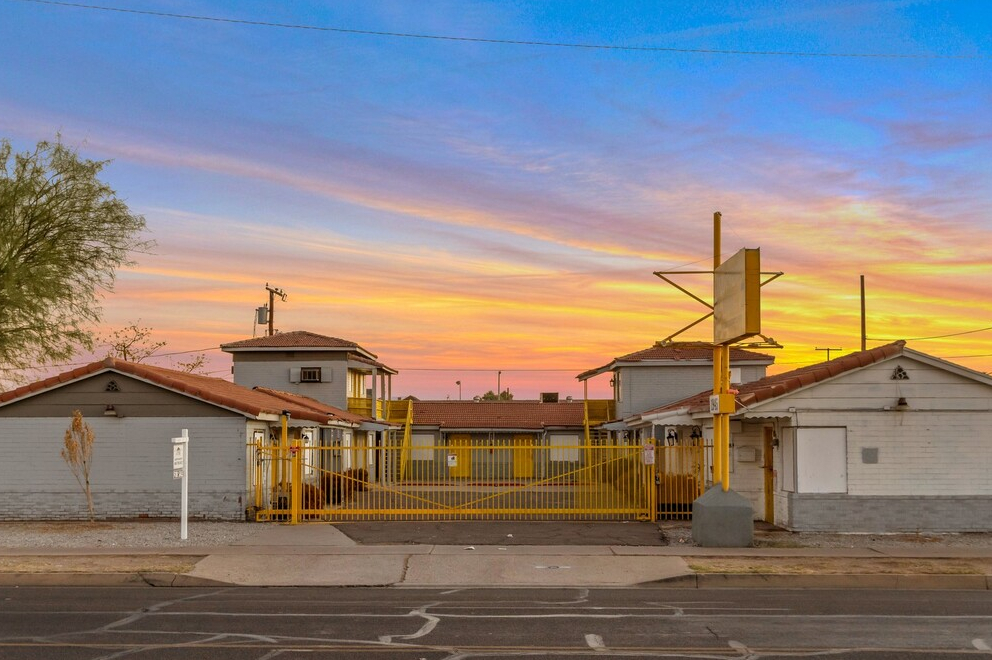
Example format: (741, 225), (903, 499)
(691, 486), (754, 547)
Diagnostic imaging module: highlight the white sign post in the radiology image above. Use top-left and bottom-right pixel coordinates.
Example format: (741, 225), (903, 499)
(171, 429), (189, 540)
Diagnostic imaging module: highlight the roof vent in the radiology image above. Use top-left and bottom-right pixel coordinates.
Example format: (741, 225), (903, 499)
(540, 392), (559, 403)
(105, 380), (120, 392)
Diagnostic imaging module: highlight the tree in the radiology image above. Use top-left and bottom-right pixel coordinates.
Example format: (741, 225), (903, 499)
(102, 321), (209, 374)
(479, 389), (514, 401)
(102, 321), (165, 363)
(61, 410), (96, 521)
(0, 137), (151, 380)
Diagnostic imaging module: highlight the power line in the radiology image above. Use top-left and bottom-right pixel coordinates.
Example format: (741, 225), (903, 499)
(0, 346), (221, 372)
(11, 0), (989, 60)
(868, 325), (992, 342)
(397, 367), (585, 372)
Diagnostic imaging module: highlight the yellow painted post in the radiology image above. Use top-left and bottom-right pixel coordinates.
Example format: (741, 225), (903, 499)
(253, 439), (263, 511)
(291, 443), (302, 525)
(721, 344), (731, 492)
(712, 345), (723, 486)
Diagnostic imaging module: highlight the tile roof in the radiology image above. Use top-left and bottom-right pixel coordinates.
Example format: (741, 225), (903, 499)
(0, 358), (365, 425)
(577, 342), (775, 380)
(347, 353), (398, 375)
(412, 400), (586, 430)
(221, 331), (363, 351)
(252, 387), (368, 424)
(633, 341), (907, 419)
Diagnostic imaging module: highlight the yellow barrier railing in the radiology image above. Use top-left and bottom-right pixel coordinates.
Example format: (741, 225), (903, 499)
(247, 438), (662, 522)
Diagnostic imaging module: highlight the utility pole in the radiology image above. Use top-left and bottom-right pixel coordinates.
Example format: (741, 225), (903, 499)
(265, 283), (288, 337)
(456, 380), (462, 401)
(816, 347), (843, 361)
(497, 371), (501, 399)
(860, 275), (867, 351)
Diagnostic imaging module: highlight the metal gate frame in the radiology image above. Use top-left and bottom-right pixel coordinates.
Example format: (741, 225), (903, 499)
(248, 439), (664, 522)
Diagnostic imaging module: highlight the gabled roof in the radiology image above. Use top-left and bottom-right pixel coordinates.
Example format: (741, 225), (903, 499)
(0, 358), (365, 426)
(412, 400), (586, 430)
(629, 341), (908, 421)
(221, 330), (396, 373)
(347, 353), (398, 375)
(578, 342), (775, 381)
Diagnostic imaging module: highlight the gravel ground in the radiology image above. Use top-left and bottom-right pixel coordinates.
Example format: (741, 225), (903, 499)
(0, 521), (260, 548)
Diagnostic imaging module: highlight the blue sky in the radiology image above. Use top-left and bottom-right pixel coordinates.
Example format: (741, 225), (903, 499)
(1, 0), (989, 398)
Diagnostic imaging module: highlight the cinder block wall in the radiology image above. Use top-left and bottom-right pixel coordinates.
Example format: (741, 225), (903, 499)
(783, 494), (992, 532)
(0, 417), (247, 520)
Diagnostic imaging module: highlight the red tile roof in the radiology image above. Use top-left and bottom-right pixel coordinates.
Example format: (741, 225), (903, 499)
(412, 400), (586, 430)
(633, 341), (907, 419)
(252, 387), (368, 424)
(578, 342), (775, 380)
(222, 331), (362, 351)
(0, 358), (365, 425)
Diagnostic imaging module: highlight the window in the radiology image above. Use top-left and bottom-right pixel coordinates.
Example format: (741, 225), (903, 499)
(300, 367), (321, 383)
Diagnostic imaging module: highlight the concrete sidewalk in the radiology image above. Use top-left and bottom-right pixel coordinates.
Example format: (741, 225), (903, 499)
(2, 523), (992, 589)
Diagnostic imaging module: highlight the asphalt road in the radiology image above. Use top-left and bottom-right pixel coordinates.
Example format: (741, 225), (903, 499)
(2, 586), (991, 658)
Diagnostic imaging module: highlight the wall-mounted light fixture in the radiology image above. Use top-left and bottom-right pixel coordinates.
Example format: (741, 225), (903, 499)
(895, 397), (909, 410)
(103, 405), (117, 417)
(772, 433), (780, 448)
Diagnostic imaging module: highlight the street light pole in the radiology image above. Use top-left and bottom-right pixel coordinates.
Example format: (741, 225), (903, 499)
(456, 380), (462, 400)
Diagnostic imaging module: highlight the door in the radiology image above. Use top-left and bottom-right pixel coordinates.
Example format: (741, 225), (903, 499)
(762, 427), (775, 523)
(513, 434), (534, 478)
(448, 433), (472, 478)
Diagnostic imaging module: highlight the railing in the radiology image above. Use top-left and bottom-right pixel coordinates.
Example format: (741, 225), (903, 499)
(346, 397), (386, 418)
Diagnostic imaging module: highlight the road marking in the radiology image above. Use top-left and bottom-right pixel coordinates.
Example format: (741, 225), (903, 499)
(974, 638), (992, 651)
(585, 633), (606, 651)
(378, 603), (441, 645)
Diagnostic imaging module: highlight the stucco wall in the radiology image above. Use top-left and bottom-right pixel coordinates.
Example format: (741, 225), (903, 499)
(231, 351), (351, 409)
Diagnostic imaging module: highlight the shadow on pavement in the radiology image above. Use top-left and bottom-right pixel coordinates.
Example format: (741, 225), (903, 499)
(333, 520), (667, 546)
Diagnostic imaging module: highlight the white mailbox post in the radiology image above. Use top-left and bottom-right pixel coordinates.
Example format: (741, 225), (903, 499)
(172, 429), (189, 540)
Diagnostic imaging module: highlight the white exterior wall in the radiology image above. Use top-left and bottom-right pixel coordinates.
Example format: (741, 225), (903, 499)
(745, 354), (992, 531)
(0, 416), (248, 520)
(232, 354), (350, 409)
(730, 423), (767, 519)
(618, 362), (770, 419)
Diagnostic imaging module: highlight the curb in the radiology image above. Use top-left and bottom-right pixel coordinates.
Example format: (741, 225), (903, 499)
(647, 573), (992, 590)
(0, 572), (232, 588)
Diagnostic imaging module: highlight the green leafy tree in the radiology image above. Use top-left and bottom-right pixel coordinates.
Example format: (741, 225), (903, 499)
(479, 389), (513, 401)
(0, 137), (151, 381)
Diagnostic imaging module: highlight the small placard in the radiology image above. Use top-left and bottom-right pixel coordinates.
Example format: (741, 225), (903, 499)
(447, 453), (457, 467)
(642, 444), (655, 465)
(173, 444), (184, 470)
(173, 468), (184, 480)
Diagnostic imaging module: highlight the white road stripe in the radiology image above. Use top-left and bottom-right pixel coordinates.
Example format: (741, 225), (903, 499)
(974, 638), (992, 651)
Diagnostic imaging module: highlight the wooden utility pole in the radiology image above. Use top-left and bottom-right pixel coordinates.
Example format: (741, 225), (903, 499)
(816, 347), (843, 361)
(860, 275), (867, 351)
(265, 283), (288, 336)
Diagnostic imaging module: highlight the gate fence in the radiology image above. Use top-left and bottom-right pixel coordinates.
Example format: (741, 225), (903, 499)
(247, 437), (709, 523)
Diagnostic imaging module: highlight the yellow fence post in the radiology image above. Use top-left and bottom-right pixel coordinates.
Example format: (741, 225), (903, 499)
(290, 444), (302, 525)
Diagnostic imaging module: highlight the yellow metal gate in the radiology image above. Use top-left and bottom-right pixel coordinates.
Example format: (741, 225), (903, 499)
(248, 437), (661, 522)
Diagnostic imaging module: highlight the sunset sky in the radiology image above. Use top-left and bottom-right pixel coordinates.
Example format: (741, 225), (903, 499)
(1, 0), (990, 399)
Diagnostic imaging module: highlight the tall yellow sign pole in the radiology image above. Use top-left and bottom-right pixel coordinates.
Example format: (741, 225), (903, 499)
(712, 212), (732, 492)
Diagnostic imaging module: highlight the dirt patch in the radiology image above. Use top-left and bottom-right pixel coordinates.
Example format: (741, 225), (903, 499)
(0, 555), (200, 574)
(688, 557), (992, 575)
